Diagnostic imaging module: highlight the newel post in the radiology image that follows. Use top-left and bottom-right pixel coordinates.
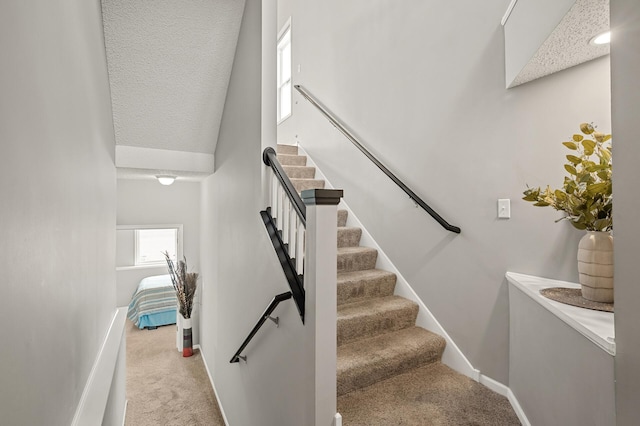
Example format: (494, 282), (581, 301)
(301, 188), (343, 426)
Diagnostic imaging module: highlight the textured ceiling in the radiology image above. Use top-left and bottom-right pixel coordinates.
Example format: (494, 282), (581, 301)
(101, 0), (245, 155)
(510, 0), (609, 88)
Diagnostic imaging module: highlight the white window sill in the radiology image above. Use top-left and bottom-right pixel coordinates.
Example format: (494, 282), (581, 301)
(506, 272), (615, 355)
(116, 264), (167, 272)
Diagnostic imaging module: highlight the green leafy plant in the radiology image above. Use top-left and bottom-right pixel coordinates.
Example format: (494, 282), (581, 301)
(523, 123), (612, 231)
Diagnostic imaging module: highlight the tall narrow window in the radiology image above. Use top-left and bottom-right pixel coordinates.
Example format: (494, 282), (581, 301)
(277, 20), (292, 123)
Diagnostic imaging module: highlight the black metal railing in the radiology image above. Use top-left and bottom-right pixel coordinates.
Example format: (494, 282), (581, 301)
(230, 292), (292, 363)
(260, 208), (305, 322)
(294, 84), (461, 234)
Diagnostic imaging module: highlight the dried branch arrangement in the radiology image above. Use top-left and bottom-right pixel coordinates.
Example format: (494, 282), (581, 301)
(164, 252), (199, 319)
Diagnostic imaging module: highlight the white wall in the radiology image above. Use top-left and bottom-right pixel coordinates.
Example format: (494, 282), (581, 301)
(611, 0), (640, 423)
(0, 1), (118, 424)
(278, 0), (611, 384)
(116, 178), (201, 343)
(200, 1), (317, 424)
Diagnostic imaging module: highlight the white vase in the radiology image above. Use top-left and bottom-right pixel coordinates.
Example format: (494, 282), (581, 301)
(577, 231), (614, 303)
(176, 315), (192, 351)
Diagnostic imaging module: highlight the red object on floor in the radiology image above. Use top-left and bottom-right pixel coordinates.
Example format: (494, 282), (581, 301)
(183, 347), (193, 357)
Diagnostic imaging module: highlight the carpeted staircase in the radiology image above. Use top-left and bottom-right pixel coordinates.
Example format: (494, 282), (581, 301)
(276, 144), (520, 426)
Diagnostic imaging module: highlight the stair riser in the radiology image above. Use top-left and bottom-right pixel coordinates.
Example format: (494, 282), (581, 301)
(277, 155), (307, 166)
(337, 251), (377, 272)
(337, 304), (418, 346)
(337, 277), (396, 306)
(283, 166), (315, 179)
(276, 144), (298, 155)
(291, 179), (325, 193)
(338, 228), (362, 248)
(337, 210), (348, 227)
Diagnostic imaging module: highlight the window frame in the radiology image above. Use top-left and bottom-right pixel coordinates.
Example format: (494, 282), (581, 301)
(277, 18), (292, 124)
(116, 224), (183, 268)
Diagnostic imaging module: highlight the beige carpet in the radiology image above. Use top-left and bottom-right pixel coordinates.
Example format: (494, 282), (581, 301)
(125, 321), (225, 426)
(338, 363), (521, 425)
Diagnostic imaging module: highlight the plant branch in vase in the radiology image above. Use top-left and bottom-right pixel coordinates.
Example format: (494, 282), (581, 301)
(523, 123), (613, 303)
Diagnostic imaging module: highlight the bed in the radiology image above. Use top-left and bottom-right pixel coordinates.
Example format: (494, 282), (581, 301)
(127, 274), (177, 329)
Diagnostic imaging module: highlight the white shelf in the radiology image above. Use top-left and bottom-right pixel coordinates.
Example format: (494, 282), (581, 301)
(506, 272), (615, 355)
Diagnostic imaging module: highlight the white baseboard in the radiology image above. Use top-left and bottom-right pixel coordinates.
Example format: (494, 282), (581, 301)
(200, 347), (230, 426)
(479, 375), (530, 426)
(122, 400), (128, 426)
(334, 413), (342, 426)
(507, 388), (531, 426)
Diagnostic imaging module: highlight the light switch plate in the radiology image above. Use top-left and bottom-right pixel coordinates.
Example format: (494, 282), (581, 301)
(498, 199), (511, 219)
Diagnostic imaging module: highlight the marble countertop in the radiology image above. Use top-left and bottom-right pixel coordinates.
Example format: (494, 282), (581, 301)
(506, 272), (615, 355)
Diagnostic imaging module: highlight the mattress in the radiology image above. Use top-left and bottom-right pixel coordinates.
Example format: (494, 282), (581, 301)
(127, 274), (177, 329)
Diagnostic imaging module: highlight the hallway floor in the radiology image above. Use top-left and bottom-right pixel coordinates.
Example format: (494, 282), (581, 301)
(125, 321), (225, 426)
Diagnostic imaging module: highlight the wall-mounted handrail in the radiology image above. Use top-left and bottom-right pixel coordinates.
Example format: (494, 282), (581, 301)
(294, 84), (461, 234)
(230, 291), (292, 363)
(260, 209), (305, 322)
(263, 147), (306, 226)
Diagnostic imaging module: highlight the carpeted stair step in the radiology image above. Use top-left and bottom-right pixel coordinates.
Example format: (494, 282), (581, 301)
(337, 296), (418, 346)
(338, 227), (362, 248)
(276, 144), (298, 155)
(337, 269), (397, 306)
(337, 246), (378, 272)
(277, 154), (307, 166)
(283, 165), (315, 179)
(337, 326), (446, 396)
(337, 209), (348, 227)
(291, 178), (325, 193)
(337, 362), (521, 425)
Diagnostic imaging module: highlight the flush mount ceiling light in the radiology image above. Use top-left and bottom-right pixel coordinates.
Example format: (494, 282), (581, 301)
(156, 175), (177, 186)
(589, 31), (611, 46)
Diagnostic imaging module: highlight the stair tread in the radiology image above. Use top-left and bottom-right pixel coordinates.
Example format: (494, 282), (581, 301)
(337, 326), (446, 395)
(337, 362), (521, 425)
(337, 209), (348, 227)
(337, 296), (419, 345)
(338, 246), (377, 255)
(337, 269), (396, 283)
(338, 295), (417, 317)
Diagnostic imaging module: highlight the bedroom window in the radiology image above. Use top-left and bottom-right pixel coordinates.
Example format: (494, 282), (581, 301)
(134, 228), (179, 266)
(277, 19), (292, 123)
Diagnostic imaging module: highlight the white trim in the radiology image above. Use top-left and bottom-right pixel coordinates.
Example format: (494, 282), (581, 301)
(501, 0), (519, 26)
(297, 144), (478, 381)
(478, 375), (531, 426)
(334, 413), (342, 426)
(117, 224), (184, 269)
(506, 272), (615, 355)
(115, 145), (215, 174)
(277, 17), (291, 41)
(121, 400), (128, 426)
(200, 348), (230, 426)
(72, 308), (127, 426)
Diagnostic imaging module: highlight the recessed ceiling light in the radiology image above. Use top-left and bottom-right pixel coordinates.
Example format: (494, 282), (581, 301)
(156, 175), (177, 186)
(590, 31), (611, 46)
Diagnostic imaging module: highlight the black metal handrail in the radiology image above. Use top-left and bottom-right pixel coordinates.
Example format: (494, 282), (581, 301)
(260, 209), (305, 322)
(294, 85), (461, 234)
(263, 147), (306, 226)
(230, 291), (292, 363)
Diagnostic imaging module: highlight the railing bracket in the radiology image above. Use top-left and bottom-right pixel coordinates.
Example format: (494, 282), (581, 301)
(238, 355), (247, 363)
(267, 316), (280, 327)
